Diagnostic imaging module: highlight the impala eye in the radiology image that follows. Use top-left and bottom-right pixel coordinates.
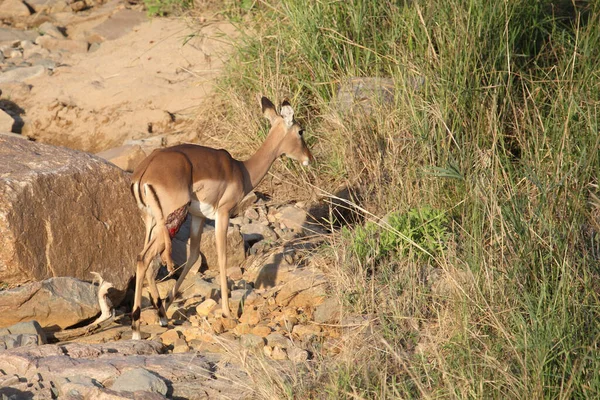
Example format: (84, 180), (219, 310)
(298, 129), (304, 136)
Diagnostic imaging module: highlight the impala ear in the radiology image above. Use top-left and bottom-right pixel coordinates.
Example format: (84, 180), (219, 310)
(261, 97), (277, 123)
(280, 100), (294, 127)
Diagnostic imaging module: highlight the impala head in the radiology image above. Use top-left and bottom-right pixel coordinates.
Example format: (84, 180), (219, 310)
(261, 96), (313, 166)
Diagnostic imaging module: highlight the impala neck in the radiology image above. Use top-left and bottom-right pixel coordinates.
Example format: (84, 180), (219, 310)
(241, 129), (283, 193)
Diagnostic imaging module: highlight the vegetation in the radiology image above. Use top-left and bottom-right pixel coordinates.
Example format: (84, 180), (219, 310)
(197, 0), (600, 398)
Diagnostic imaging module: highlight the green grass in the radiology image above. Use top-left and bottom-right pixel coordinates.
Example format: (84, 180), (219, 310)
(143, 0), (192, 16)
(208, 0), (600, 398)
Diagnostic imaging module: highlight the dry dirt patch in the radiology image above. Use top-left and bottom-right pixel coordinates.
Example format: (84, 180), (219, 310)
(6, 14), (234, 152)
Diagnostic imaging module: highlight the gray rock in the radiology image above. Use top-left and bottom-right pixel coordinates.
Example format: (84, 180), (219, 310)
(0, 28), (39, 44)
(0, 321), (47, 344)
(96, 144), (147, 172)
(0, 333), (40, 349)
(0, 65), (45, 83)
(0, 340), (251, 399)
(240, 333), (264, 350)
(265, 333), (292, 349)
(240, 223), (277, 243)
(277, 205), (307, 232)
(110, 368), (167, 395)
(0, 136), (144, 295)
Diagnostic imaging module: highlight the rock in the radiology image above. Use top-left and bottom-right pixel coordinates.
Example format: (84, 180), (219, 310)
(251, 325), (271, 337)
(0, 333), (41, 350)
(0, 109), (15, 132)
(172, 218), (245, 272)
(110, 367), (168, 395)
(70, 0), (87, 11)
(0, 28), (38, 43)
(0, 65), (45, 83)
(140, 308), (159, 325)
(38, 22), (65, 39)
(0, 277), (99, 329)
(89, 9), (148, 42)
(265, 333), (292, 349)
(227, 266), (243, 281)
(271, 346), (287, 360)
(0, 0), (32, 19)
(195, 298), (217, 316)
(239, 333), (264, 350)
(292, 324), (323, 338)
(239, 307), (261, 326)
(0, 321), (47, 345)
(172, 338), (190, 353)
(240, 223), (277, 243)
(0, 136), (144, 294)
(277, 205), (307, 232)
(275, 268), (329, 308)
(159, 329), (181, 346)
(35, 35), (89, 53)
(243, 251), (295, 289)
(288, 347), (309, 363)
(244, 207), (259, 220)
(314, 297), (341, 324)
(181, 274), (221, 300)
(232, 322), (251, 336)
(142, 279), (175, 308)
(96, 144), (147, 173)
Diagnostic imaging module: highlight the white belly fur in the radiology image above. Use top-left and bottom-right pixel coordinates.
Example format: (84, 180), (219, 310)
(189, 200), (217, 219)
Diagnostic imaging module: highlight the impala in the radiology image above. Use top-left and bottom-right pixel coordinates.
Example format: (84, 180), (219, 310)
(129, 97), (313, 340)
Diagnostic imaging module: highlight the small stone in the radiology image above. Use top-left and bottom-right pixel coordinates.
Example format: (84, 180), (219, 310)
(195, 298), (217, 316)
(172, 338), (190, 353)
(266, 333), (292, 349)
(38, 22), (65, 39)
(263, 345), (273, 358)
(292, 324), (323, 338)
(251, 325), (271, 337)
(211, 318), (224, 334)
(140, 308), (159, 325)
(240, 333), (264, 350)
(227, 266), (243, 281)
(220, 317), (237, 331)
(159, 329), (181, 346)
(271, 346), (287, 360)
(232, 322), (251, 336)
(71, 0), (87, 11)
(314, 297), (341, 324)
(288, 347), (309, 363)
(240, 223), (277, 243)
(110, 368), (168, 396)
(244, 207), (259, 220)
(239, 307), (261, 326)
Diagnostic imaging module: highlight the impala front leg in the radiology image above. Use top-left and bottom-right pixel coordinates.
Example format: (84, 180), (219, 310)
(216, 209), (232, 318)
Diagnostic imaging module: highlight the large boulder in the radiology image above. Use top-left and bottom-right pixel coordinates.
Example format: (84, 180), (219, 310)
(0, 277), (99, 329)
(0, 135), (143, 293)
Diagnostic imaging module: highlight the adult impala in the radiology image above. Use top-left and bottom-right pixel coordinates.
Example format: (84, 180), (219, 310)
(129, 97), (313, 340)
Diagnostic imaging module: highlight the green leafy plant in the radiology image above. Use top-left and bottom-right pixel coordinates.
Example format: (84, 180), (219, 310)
(345, 206), (449, 264)
(143, 0), (191, 17)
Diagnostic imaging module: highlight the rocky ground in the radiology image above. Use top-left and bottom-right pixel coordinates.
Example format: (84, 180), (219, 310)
(0, 1), (347, 399)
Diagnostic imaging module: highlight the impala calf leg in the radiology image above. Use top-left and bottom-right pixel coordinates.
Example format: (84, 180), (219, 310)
(131, 235), (164, 340)
(165, 215), (205, 311)
(216, 210), (232, 318)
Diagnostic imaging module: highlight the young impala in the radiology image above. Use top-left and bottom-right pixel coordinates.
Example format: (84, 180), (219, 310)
(129, 97), (313, 340)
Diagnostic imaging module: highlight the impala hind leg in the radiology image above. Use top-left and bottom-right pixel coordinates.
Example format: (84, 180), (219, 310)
(145, 184), (177, 275)
(131, 234), (165, 340)
(165, 215), (205, 311)
(145, 260), (168, 327)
